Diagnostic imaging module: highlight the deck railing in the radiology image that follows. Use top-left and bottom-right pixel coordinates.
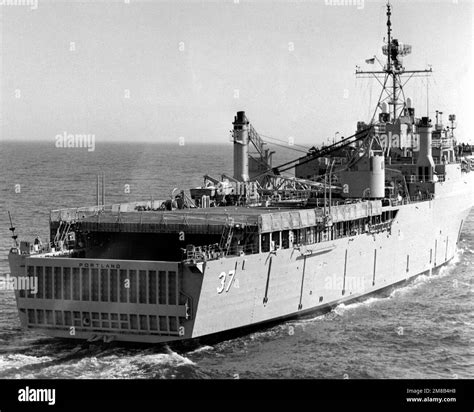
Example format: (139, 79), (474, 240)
(406, 175), (445, 183)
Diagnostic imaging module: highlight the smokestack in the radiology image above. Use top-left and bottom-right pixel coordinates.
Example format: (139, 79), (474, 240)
(416, 117), (435, 181)
(232, 111), (249, 182)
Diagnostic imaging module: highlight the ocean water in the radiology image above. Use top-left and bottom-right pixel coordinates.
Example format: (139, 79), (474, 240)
(0, 141), (472, 379)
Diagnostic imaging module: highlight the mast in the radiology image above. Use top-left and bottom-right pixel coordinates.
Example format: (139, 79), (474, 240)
(386, 2), (395, 120)
(355, 1), (432, 123)
(8, 211), (18, 247)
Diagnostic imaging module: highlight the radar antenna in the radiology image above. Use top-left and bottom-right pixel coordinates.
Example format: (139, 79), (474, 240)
(355, 1), (432, 122)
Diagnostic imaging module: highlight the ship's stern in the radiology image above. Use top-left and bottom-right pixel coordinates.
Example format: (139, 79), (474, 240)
(7, 248), (206, 344)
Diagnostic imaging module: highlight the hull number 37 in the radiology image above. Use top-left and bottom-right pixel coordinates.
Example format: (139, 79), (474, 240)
(217, 270), (239, 294)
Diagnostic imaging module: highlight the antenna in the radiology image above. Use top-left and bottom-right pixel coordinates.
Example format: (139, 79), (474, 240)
(426, 80), (429, 117)
(8, 211), (18, 247)
(448, 114), (456, 137)
(356, 1), (432, 123)
(386, 1), (392, 72)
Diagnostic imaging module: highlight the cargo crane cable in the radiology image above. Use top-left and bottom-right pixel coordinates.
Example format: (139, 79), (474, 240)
(247, 123), (274, 158)
(282, 70), (386, 176)
(275, 125), (374, 175)
(261, 140), (308, 154)
(343, 73), (390, 172)
(248, 125), (372, 180)
(431, 76), (442, 113)
(368, 76), (373, 122)
(248, 129), (264, 156)
(258, 133), (311, 151)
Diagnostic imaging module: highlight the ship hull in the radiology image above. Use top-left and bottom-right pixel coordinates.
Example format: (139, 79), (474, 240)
(8, 173), (474, 344)
(191, 182), (473, 339)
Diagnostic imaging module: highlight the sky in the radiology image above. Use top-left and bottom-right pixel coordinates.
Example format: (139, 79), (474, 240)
(0, 0), (472, 147)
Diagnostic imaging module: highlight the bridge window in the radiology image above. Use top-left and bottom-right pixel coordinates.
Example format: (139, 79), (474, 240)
(281, 230), (289, 249)
(335, 222), (342, 238)
(298, 229), (306, 245)
(261, 233), (270, 252)
(241, 232), (258, 255)
(271, 231), (280, 250)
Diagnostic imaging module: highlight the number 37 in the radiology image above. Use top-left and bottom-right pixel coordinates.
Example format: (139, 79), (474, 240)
(217, 270), (237, 294)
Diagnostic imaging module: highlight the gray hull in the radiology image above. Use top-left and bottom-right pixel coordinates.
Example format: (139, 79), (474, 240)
(8, 173), (474, 344)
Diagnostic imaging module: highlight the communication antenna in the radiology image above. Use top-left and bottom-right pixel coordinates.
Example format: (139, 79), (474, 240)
(426, 80), (429, 117)
(356, 1), (432, 122)
(8, 211), (18, 247)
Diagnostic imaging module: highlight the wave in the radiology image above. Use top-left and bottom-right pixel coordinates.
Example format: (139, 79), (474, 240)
(187, 345), (214, 355)
(2, 348), (196, 379)
(0, 354), (53, 375)
(332, 296), (386, 315)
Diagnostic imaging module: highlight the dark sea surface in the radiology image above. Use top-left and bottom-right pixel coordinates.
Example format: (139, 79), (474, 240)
(0, 141), (472, 379)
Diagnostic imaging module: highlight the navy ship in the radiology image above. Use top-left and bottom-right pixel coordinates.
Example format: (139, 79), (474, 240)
(7, 4), (474, 344)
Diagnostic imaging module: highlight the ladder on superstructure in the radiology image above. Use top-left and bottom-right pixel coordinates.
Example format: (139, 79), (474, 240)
(54, 220), (71, 247)
(219, 219), (234, 256)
